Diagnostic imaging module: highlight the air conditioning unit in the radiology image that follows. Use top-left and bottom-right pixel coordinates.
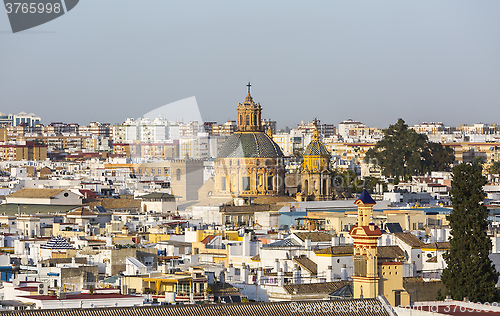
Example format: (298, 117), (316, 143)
(38, 282), (48, 295)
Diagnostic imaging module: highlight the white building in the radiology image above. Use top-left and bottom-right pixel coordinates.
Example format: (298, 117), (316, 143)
(6, 188), (82, 205)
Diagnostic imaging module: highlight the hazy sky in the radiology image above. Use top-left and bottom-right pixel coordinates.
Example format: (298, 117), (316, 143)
(1, 1), (500, 129)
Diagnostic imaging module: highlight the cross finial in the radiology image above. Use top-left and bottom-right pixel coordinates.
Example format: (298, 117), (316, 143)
(247, 81), (251, 94)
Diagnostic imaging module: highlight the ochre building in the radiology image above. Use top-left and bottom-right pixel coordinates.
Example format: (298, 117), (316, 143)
(214, 85), (285, 198)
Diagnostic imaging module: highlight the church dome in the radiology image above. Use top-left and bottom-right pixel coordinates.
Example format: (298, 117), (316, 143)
(303, 131), (330, 156)
(218, 132), (284, 158)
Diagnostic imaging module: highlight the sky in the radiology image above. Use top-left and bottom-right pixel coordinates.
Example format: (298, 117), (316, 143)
(1, 1), (500, 129)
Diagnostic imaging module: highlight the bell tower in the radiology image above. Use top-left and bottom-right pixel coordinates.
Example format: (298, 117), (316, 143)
(349, 190), (382, 299)
(237, 82), (262, 132)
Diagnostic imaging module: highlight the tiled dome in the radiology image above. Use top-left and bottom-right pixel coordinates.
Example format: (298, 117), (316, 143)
(303, 133), (330, 156)
(218, 132), (284, 158)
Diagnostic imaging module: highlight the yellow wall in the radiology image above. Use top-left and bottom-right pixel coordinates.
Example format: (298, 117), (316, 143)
(378, 263), (410, 306)
(148, 233), (170, 243)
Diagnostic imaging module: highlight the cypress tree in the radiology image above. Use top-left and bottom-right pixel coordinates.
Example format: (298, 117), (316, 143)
(441, 163), (499, 302)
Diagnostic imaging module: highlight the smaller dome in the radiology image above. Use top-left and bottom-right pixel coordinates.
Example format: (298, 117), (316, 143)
(303, 131), (330, 156)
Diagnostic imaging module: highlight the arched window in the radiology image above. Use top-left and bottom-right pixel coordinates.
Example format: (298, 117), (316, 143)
(254, 114), (257, 126)
(239, 115), (242, 125)
(176, 169), (181, 181)
(246, 115), (250, 125)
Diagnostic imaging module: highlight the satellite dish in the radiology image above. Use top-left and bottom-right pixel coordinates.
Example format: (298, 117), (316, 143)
(21, 257), (28, 265)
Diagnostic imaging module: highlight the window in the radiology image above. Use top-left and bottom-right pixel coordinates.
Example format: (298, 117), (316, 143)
(246, 115), (250, 125)
(242, 177), (250, 191)
(221, 177), (226, 191)
(178, 283), (190, 294)
(267, 176), (273, 190)
(158, 168), (161, 175)
(164, 167), (170, 175)
(176, 169), (181, 181)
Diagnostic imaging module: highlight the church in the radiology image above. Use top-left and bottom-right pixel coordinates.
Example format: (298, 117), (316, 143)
(213, 83), (336, 202)
(214, 84), (285, 198)
(296, 130), (334, 201)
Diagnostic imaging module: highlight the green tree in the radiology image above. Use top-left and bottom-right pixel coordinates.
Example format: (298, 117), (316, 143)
(471, 156), (484, 171)
(441, 163), (499, 303)
(365, 119), (431, 182)
(428, 142), (455, 172)
(488, 161), (500, 175)
(365, 118), (454, 181)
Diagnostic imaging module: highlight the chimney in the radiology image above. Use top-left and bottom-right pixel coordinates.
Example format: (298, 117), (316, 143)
(304, 238), (311, 250)
(274, 258), (280, 273)
(326, 266), (334, 282)
(331, 237), (339, 247)
(242, 233), (250, 257)
(283, 260), (288, 273)
(226, 263), (235, 282)
(257, 267), (265, 285)
(293, 264), (301, 284)
(242, 263), (249, 283)
(341, 264), (347, 281)
(277, 268), (284, 286)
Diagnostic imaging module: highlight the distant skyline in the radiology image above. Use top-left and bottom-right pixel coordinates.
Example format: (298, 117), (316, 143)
(2, 1), (500, 129)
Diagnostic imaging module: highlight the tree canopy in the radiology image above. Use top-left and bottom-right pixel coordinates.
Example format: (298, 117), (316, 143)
(365, 118), (455, 182)
(488, 161), (500, 175)
(441, 163), (499, 303)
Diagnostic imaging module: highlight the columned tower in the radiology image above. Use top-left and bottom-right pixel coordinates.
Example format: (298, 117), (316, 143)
(349, 190), (382, 299)
(236, 82), (262, 132)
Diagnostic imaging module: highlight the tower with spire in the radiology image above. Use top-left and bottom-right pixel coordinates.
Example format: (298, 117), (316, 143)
(349, 189), (382, 299)
(236, 82), (263, 132)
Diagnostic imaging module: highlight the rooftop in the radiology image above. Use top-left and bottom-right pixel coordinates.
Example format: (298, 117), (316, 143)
(8, 188), (66, 199)
(0, 298), (391, 316)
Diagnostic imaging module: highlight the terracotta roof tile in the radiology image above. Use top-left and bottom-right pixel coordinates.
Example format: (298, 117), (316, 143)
(0, 298), (391, 316)
(314, 245), (353, 256)
(8, 188), (66, 199)
(421, 242), (450, 250)
(394, 232), (426, 248)
(283, 280), (352, 295)
(293, 257), (318, 275)
(294, 231), (333, 242)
